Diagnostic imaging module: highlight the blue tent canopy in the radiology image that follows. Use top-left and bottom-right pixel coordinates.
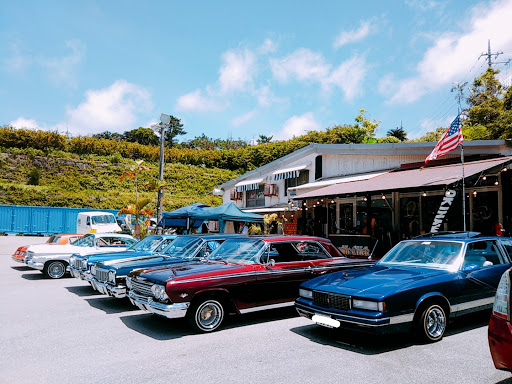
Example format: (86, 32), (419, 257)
(158, 203), (210, 229)
(192, 202), (263, 232)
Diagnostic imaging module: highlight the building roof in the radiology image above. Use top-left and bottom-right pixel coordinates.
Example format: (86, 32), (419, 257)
(295, 156), (512, 198)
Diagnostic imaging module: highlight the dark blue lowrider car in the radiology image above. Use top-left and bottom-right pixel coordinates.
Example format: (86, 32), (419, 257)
(295, 233), (512, 342)
(89, 234), (231, 298)
(68, 234), (177, 280)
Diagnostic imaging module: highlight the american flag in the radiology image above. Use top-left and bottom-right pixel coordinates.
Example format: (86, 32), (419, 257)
(425, 115), (463, 164)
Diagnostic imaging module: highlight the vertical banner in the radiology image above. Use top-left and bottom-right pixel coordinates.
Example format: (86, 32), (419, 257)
(430, 189), (457, 233)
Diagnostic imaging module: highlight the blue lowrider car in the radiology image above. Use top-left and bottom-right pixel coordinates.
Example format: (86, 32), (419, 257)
(89, 234), (232, 298)
(68, 234), (177, 280)
(295, 233), (512, 342)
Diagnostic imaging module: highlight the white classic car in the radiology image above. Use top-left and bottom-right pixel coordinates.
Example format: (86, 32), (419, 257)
(25, 233), (137, 279)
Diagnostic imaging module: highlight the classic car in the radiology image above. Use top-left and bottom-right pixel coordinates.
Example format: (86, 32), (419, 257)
(68, 234), (177, 280)
(11, 234), (83, 263)
(488, 267), (512, 372)
(295, 233), (512, 342)
(127, 235), (374, 333)
(25, 233), (137, 279)
(89, 234), (230, 298)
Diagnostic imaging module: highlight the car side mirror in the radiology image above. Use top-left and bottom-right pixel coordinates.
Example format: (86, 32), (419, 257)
(268, 259), (275, 267)
(462, 263), (480, 273)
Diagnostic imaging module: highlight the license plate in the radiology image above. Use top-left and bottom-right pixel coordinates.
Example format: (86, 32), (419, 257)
(312, 314), (340, 328)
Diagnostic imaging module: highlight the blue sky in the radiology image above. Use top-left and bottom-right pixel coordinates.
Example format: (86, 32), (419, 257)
(1, 0), (511, 143)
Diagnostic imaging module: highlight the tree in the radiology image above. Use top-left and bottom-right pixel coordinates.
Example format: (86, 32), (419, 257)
(464, 68), (511, 139)
(257, 135), (273, 144)
(119, 160), (153, 238)
(164, 115), (187, 148)
(386, 127), (407, 141)
(92, 131), (124, 141)
(123, 127), (159, 146)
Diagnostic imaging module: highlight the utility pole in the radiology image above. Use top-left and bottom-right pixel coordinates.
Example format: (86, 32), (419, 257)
(479, 39), (503, 68)
(451, 81), (467, 113)
(152, 113), (171, 229)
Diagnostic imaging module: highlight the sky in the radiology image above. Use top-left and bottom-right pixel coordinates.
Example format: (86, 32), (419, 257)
(1, 0), (512, 143)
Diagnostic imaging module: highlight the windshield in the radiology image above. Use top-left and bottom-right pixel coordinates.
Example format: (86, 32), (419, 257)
(208, 238), (265, 264)
(129, 235), (172, 252)
(73, 234), (95, 247)
(378, 240), (463, 270)
(91, 215), (116, 224)
(161, 237), (204, 259)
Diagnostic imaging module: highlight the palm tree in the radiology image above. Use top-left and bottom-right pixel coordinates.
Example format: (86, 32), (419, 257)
(119, 160), (154, 238)
(387, 127), (407, 141)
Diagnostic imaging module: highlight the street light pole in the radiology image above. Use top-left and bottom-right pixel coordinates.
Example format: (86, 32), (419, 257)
(154, 113), (171, 228)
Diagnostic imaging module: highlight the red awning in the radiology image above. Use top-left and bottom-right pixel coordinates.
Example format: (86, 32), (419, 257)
(296, 156), (512, 198)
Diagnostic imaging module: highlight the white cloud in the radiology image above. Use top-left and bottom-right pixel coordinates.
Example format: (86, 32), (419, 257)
(231, 110), (257, 127)
(219, 49), (257, 94)
(40, 39), (85, 88)
(405, 0), (443, 12)
(3, 39), (31, 74)
(383, 0), (512, 104)
(175, 89), (226, 112)
(272, 113), (321, 140)
(333, 21), (371, 49)
(326, 56), (368, 100)
(271, 49), (368, 101)
(9, 117), (40, 130)
(258, 38), (278, 54)
(65, 80), (152, 135)
(271, 48), (330, 83)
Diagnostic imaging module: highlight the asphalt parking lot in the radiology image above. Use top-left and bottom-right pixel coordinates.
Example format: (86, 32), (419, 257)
(1, 236), (511, 384)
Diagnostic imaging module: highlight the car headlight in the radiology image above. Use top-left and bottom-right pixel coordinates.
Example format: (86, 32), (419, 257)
(125, 277), (132, 289)
(352, 299), (385, 312)
(70, 255), (76, 263)
(81, 259), (88, 270)
(108, 270), (116, 284)
(299, 288), (313, 299)
(90, 265), (96, 275)
(151, 284), (167, 301)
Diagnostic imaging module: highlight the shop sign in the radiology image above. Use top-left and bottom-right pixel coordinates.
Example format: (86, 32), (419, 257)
(338, 245), (370, 257)
(430, 189), (456, 233)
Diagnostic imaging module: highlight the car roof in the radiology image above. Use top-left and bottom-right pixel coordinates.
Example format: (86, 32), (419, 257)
(408, 232), (512, 243)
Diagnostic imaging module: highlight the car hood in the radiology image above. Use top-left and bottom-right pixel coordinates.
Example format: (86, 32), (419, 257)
(28, 243), (82, 255)
(134, 261), (243, 284)
(86, 250), (146, 264)
(98, 255), (185, 274)
(305, 265), (449, 297)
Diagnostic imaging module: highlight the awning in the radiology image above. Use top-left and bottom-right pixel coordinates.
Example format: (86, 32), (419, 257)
(243, 207), (293, 213)
(296, 157), (512, 198)
(272, 164), (309, 180)
(289, 171), (390, 193)
(235, 178), (264, 192)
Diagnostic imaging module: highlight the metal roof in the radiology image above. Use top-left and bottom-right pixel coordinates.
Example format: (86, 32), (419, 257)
(295, 156), (512, 198)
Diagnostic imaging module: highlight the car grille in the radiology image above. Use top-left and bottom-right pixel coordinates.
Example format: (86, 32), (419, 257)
(313, 291), (351, 311)
(72, 258), (84, 270)
(92, 267), (109, 283)
(131, 278), (154, 297)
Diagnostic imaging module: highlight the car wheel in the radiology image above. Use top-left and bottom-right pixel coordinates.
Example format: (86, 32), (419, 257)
(417, 303), (446, 342)
(187, 298), (225, 333)
(44, 261), (67, 279)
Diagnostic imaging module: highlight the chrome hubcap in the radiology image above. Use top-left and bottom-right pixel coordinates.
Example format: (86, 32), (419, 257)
(48, 262), (65, 278)
(197, 301), (223, 330)
(426, 307), (445, 339)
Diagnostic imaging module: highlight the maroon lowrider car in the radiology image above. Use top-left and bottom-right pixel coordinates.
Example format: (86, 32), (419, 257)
(127, 235), (374, 332)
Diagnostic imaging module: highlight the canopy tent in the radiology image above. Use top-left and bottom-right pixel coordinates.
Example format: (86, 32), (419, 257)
(192, 202), (264, 233)
(158, 203), (210, 229)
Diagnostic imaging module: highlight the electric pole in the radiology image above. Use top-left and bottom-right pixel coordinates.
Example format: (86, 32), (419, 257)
(479, 39), (503, 68)
(152, 113), (171, 229)
(451, 81), (467, 113)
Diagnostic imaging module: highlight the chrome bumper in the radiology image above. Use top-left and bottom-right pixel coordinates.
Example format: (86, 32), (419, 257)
(90, 278), (127, 298)
(26, 260), (44, 271)
(12, 256), (25, 263)
(128, 291), (189, 319)
(68, 267), (84, 279)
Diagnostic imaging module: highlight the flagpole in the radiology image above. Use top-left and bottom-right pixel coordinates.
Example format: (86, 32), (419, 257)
(461, 143), (466, 231)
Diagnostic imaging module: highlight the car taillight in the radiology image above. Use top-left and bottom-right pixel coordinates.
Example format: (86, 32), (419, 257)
(493, 270), (511, 321)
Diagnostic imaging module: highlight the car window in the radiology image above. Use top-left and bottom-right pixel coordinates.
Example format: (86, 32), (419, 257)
(499, 239), (512, 260)
(464, 240), (504, 267)
(74, 235), (95, 247)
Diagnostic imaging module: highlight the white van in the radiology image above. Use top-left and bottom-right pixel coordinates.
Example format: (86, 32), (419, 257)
(76, 211), (122, 234)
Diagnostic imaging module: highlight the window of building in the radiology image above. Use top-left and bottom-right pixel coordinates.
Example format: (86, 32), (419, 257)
(315, 156), (322, 180)
(285, 170), (309, 196)
(246, 185), (265, 207)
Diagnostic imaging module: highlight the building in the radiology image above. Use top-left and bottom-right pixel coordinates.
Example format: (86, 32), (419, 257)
(215, 140), (512, 257)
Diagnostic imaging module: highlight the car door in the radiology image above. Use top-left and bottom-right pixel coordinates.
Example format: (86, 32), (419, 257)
(254, 241), (325, 306)
(454, 240), (512, 314)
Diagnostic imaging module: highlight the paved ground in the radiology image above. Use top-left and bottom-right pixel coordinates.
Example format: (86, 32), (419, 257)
(1, 235), (511, 384)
